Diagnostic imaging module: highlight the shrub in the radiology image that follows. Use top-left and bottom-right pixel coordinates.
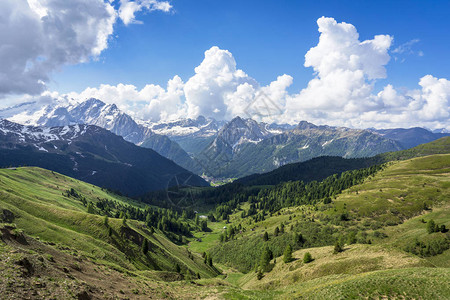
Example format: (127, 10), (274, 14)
(303, 252), (313, 263)
(333, 241), (343, 254)
(427, 220), (436, 233)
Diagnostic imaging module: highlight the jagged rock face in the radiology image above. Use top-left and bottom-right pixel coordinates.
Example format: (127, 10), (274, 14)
(39, 98), (149, 144)
(194, 119), (405, 178)
(149, 115), (224, 138)
(0, 119), (95, 147)
(0, 119), (208, 196)
(216, 117), (273, 152)
(2, 99), (447, 179)
(1, 99), (204, 174)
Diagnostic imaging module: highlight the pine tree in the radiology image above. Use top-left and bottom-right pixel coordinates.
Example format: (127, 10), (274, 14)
(283, 245), (293, 263)
(195, 214), (199, 226)
(274, 227), (279, 237)
(208, 256), (213, 267)
(87, 202), (95, 214)
(104, 215), (109, 226)
(142, 238), (149, 254)
(260, 247), (272, 272)
(303, 252), (313, 263)
(427, 219), (436, 234)
(257, 268), (263, 280)
(263, 231), (269, 241)
(333, 241), (343, 254)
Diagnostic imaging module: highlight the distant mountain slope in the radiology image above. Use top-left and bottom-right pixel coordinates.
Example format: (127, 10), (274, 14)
(237, 136), (450, 186)
(1, 98), (201, 174)
(145, 116), (225, 156)
(197, 120), (403, 178)
(140, 134), (203, 174)
(371, 127), (449, 149)
(236, 156), (374, 186)
(0, 119), (207, 196)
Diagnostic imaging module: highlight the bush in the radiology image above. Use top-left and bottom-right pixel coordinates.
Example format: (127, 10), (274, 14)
(333, 241), (343, 254)
(427, 220), (436, 234)
(303, 252), (313, 263)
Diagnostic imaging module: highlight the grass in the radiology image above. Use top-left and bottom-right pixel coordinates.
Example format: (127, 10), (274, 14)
(0, 151), (449, 298)
(0, 167), (218, 278)
(186, 153), (450, 296)
(240, 244), (433, 290)
(285, 268), (450, 299)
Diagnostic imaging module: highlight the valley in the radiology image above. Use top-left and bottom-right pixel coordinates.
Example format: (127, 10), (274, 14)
(0, 137), (449, 299)
(1, 3), (449, 299)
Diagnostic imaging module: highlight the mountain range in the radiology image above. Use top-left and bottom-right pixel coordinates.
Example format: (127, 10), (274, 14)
(0, 99), (200, 173)
(1, 98), (448, 179)
(0, 119), (207, 196)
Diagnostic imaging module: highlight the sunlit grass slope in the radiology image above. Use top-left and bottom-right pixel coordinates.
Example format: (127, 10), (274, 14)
(0, 167), (217, 279)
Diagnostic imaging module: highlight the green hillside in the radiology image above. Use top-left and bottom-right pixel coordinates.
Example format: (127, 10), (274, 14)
(1, 149), (449, 298)
(0, 167), (218, 279)
(191, 153), (449, 298)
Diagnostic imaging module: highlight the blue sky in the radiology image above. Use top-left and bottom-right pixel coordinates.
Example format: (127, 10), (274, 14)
(51, 0), (450, 94)
(1, 0), (449, 129)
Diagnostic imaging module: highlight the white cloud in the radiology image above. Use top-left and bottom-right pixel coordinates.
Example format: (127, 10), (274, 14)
(0, 0), (171, 98)
(66, 75), (185, 122)
(183, 46), (258, 120)
(62, 46), (292, 122)
(4, 15), (449, 131)
(392, 38), (421, 55)
(415, 75), (450, 121)
(281, 17), (448, 130)
(284, 17), (392, 124)
(118, 0), (172, 25)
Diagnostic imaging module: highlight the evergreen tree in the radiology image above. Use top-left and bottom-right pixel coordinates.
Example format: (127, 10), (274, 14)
(201, 220), (208, 232)
(303, 252), (313, 263)
(283, 245), (293, 263)
(257, 268), (264, 280)
(427, 219), (436, 234)
(142, 238), (149, 254)
(274, 227), (279, 237)
(87, 202), (95, 214)
(208, 256), (213, 267)
(195, 214), (199, 226)
(259, 247), (272, 272)
(293, 232), (304, 246)
(263, 231), (269, 241)
(333, 241), (343, 254)
(104, 215), (109, 226)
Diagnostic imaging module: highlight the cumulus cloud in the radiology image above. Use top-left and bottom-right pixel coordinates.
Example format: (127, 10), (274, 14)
(184, 46), (258, 120)
(63, 46), (293, 122)
(66, 75), (185, 122)
(285, 16), (392, 122)
(4, 14), (449, 131)
(119, 0), (172, 25)
(0, 0), (171, 98)
(279, 17), (448, 130)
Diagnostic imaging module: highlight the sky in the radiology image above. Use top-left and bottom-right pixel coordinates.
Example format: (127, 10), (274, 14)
(1, 0), (449, 130)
